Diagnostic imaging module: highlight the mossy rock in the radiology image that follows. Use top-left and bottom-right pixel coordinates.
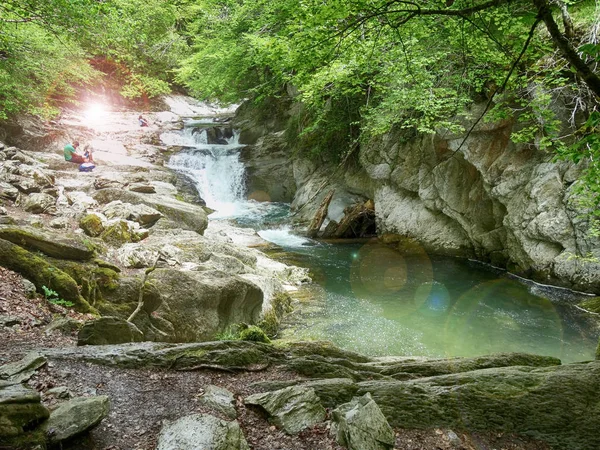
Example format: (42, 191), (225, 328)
(0, 238), (93, 312)
(579, 296), (600, 314)
(101, 221), (135, 246)
(80, 214), (105, 237)
(240, 325), (271, 343)
(51, 260), (120, 306)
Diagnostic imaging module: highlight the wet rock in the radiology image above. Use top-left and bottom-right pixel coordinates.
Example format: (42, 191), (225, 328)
(198, 385), (237, 419)
(23, 192), (56, 214)
(0, 225), (95, 260)
(0, 383), (49, 438)
(78, 317), (144, 346)
(45, 395), (110, 444)
(331, 393), (394, 450)
(244, 386), (326, 434)
(156, 414), (249, 450)
(0, 352), (47, 384)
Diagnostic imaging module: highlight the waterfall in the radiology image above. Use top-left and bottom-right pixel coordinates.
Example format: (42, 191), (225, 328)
(164, 126), (247, 217)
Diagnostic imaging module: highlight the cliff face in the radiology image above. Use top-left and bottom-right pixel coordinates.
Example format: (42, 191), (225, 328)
(234, 102), (600, 293)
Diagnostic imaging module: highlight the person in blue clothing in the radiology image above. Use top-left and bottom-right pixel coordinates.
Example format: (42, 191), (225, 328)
(138, 115), (149, 127)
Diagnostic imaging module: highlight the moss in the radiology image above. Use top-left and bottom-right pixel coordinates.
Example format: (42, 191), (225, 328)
(258, 292), (293, 337)
(94, 258), (122, 273)
(240, 325), (271, 344)
(0, 238), (93, 312)
(100, 221), (133, 246)
(597, 338), (600, 360)
(258, 310), (280, 337)
(51, 260), (120, 307)
(580, 296), (600, 314)
(79, 214), (105, 237)
(95, 267), (120, 290)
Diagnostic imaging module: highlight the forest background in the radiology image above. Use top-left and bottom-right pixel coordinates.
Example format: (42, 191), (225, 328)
(1, 0), (600, 217)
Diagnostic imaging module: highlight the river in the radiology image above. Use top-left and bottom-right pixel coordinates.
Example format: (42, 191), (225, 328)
(164, 118), (600, 364)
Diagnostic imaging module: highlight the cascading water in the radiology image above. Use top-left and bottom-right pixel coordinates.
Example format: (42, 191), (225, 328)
(164, 121), (292, 225)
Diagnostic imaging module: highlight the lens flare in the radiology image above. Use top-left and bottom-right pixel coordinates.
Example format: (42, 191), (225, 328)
(84, 102), (109, 122)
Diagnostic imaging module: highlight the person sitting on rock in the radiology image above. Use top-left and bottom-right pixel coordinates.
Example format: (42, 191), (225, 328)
(64, 141), (89, 164)
(138, 115), (149, 127)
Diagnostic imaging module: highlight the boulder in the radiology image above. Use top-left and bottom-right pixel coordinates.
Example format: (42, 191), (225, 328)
(198, 385), (237, 419)
(249, 378), (358, 408)
(66, 191), (98, 210)
(78, 317), (144, 346)
(331, 393), (395, 450)
(79, 213), (106, 237)
(101, 219), (147, 246)
(0, 383), (49, 438)
(0, 225), (95, 260)
(244, 386), (326, 434)
(0, 181), (19, 201)
(156, 414), (249, 450)
(44, 317), (83, 335)
(149, 269), (263, 342)
(102, 200), (163, 226)
(0, 352), (47, 385)
(128, 183), (156, 193)
(45, 395), (110, 444)
(49, 217), (70, 229)
(93, 188), (208, 235)
(358, 360), (600, 450)
(23, 192), (55, 214)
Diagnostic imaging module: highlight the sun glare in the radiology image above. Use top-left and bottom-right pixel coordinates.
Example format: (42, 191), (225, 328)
(84, 102), (109, 121)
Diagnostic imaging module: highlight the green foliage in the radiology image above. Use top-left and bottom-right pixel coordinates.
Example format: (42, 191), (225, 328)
(42, 285), (75, 308)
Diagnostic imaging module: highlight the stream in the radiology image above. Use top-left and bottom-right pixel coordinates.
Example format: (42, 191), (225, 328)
(164, 119), (600, 364)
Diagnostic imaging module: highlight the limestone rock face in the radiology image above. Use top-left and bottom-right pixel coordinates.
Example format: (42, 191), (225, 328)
(78, 317), (144, 345)
(244, 386), (326, 434)
(156, 414), (249, 450)
(45, 396), (110, 443)
(331, 393), (395, 450)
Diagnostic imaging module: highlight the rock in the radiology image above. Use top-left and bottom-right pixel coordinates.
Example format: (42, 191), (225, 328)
(0, 238), (92, 312)
(446, 430), (461, 447)
(45, 395), (110, 443)
(198, 385), (237, 419)
(79, 213), (105, 237)
(66, 191), (98, 210)
(78, 317), (144, 346)
(250, 378), (358, 408)
(49, 216), (70, 229)
(0, 353), (47, 384)
(331, 393), (394, 450)
(358, 360), (600, 450)
(239, 325), (270, 343)
(23, 192), (56, 214)
(44, 317), (83, 335)
(116, 244), (159, 268)
(0, 225), (95, 260)
(156, 414), (249, 450)
(100, 220), (143, 246)
(102, 200), (163, 226)
(21, 279), (36, 298)
(0, 181), (19, 201)
(128, 182), (156, 193)
(93, 188), (208, 235)
(149, 269), (263, 342)
(0, 383), (49, 439)
(0, 206), (6, 215)
(244, 386), (326, 434)
(46, 386), (71, 399)
(0, 315), (21, 327)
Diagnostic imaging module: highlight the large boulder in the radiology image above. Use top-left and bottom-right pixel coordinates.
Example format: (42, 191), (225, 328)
(198, 385), (237, 419)
(78, 317), (144, 346)
(45, 396), (110, 444)
(156, 414), (249, 450)
(102, 200), (163, 226)
(244, 386), (326, 434)
(331, 393), (395, 450)
(0, 225), (95, 260)
(149, 269), (263, 342)
(357, 360), (600, 450)
(93, 189), (208, 235)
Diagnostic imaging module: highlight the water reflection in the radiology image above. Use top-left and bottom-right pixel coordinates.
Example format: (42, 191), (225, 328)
(277, 241), (599, 363)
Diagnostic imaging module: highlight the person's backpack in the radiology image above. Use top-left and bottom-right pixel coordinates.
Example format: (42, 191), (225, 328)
(79, 163), (95, 172)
